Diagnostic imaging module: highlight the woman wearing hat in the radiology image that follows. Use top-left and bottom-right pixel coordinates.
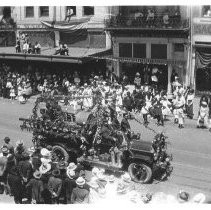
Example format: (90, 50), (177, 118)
(134, 72), (142, 88)
(26, 170), (44, 204)
(71, 177), (90, 204)
(197, 95), (209, 129)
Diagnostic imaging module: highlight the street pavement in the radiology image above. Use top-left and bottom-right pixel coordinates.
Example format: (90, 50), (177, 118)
(0, 96), (211, 203)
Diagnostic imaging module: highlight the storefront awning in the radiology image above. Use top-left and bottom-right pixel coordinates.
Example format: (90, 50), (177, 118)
(0, 47), (110, 63)
(88, 55), (186, 66)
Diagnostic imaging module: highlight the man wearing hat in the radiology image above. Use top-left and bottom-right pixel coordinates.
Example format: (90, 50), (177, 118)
(48, 169), (62, 204)
(3, 137), (14, 154)
(134, 72), (142, 88)
(71, 177), (90, 204)
(26, 170), (44, 204)
(64, 169), (77, 204)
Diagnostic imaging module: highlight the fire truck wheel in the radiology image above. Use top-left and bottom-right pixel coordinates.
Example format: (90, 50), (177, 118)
(128, 162), (152, 183)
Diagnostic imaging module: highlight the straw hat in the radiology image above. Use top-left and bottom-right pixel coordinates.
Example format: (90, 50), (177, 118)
(121, 173), (131, 183)
(108, 175), (115, 183)
(40, 148), (51, 157)
(67, 162), (77, 171)
(116, 183), (127, 194)
(1, 147), (9, 154)
(192, 193), (206, 203)
(66, 169), (75, 179)
(39, 163), (51, 174)
(76, 177), (86, 186)
(33, 170), (42, 179)
(92, 167), (100, 176)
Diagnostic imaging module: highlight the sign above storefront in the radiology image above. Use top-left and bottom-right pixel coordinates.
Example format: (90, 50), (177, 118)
(17, 24), (47, 29)
(194, 24), (211, 35)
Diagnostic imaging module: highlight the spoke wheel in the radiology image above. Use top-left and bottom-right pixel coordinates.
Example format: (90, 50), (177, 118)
(128, 162), (152, 183)
(52, 145), (69, 162)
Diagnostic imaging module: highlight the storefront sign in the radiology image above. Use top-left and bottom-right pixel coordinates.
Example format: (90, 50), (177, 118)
(194, 24), (211, 35)
(17, 24), (47, 29)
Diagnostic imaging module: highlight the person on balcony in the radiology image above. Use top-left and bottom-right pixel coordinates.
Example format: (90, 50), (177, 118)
(146, 9), (155, 27)
(34, 42), (41, 54)
(15, 37), (21, 53)
(65, 8), (74, 22)
(163, 13), (170, 28)
(22, 41), (29, 54)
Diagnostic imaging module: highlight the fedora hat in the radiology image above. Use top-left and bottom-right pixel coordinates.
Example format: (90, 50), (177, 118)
(88, 181), (99, 189)
(192, 193), (206, 203)
(67, 162), (77, 171)
(39, 163), (51, 174)
(177, 190), (189, 203)
(92, 167), (100, 176)
(121, 173), (131, 183)
(1, 147), (9, 154)
(33, 170), (42, 179)
(52, 169), (60, 177)
(57, 161), (68, 170)
(66, 169), (75, 179)
(116, 183), (127, 194)
(108, 175), (115, 183)
(41, 157), (51, 164)
(76, 177), (86, 186)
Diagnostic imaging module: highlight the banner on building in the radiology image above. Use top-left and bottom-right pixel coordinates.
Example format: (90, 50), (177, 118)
(40, 18), (90, 33)
(196, 50), (211, 69)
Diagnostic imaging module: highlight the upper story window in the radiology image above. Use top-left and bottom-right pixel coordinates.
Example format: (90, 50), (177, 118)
(25, 7), (34, 18)
(83, 6), (94, 16)
(40, 6), (49, 17)
(66, 6), (76, 16)
(119, 43), (132, 58)
(202, 6), (211, 17)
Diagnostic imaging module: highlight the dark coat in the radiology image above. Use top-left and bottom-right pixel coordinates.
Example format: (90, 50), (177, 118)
(26, 178), (44, 203)
(64, 177), (77, 204)
(7, 166), (23, 202)
(121, 118), (131, 132)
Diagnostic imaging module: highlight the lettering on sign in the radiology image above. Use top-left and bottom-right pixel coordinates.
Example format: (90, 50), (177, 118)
(194, 24), (211, 35)
(17, 24), (47, 29)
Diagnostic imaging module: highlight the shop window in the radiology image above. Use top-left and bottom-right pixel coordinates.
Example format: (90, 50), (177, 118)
(25, 7), (34, 18)
(40, 6), (49, 17)
(174, 43), (184, 52)
(202, 6), (211, 17)
(66, 6), (76, 16)
(151, 44), (167, 59)
(119, 43), (132, 58)
(133, 43), (146, 58)
(83, 6), (94, 16)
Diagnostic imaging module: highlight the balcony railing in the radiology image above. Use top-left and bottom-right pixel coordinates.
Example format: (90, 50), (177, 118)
(105, 15), (189, 30)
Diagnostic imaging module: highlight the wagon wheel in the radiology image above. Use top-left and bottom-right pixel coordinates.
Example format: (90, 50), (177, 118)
(52, 145), (69, 162)
(128, 162), (152, 184)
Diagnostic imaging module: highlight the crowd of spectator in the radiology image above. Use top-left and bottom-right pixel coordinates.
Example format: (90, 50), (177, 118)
(109, 8), (183, 28)
(15, 33), (41, 54)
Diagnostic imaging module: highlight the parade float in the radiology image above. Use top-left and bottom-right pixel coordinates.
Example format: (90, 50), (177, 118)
(19, 94), (173, 184)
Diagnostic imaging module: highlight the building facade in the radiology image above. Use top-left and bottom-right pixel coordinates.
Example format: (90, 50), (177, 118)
(105, 6), (190, 93)
(0, 6), (112, 49)
(192, 5), (211, 92)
